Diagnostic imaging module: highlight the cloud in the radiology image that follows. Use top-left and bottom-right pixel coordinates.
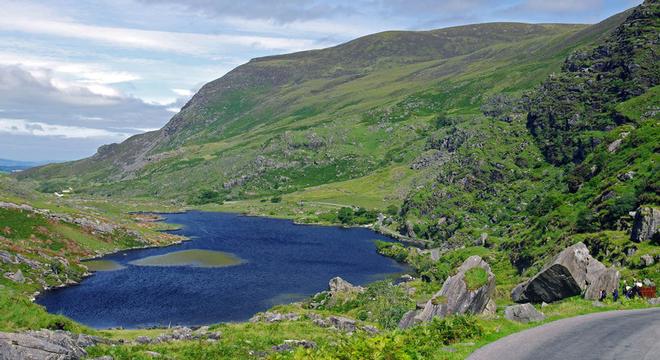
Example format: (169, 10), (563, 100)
(509, 0), (604, 13)
(0, 64), (175, 135)
(137, 0), (353, 23)
(0, 4), (320, 56)
(172, 88), (194, 97)
(0, 118), (129, 139)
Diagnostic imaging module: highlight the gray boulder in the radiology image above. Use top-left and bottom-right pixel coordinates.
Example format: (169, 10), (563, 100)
(631, 206), (660, 243)
(328, 277), (364, 294)
(512, 242), (619, 303)
(504, 303), (545, 323)
(4, 269), (25, 283)
(398, 310), (418, 329)
(648, 298), (660, 306)
(0, 330), (104, 360)
(272, 339), (316, 352)
(404, 256), (495, 327)
(641, 254), (655, 267)
(584, 267), (620, 301)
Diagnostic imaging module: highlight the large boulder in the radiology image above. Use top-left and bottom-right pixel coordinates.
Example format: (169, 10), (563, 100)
(512, 242), (619, 303)
(504, 303), (545, 323)
(401, 256), (495, 328)
(584, 267), (620, 300)
(631, 206), (660, 243)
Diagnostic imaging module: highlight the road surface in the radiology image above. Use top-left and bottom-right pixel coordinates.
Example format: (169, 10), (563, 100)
(469, 307), (660, 360)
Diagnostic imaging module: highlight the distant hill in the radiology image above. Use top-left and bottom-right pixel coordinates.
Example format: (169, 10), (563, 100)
(0, 159), (43, 173)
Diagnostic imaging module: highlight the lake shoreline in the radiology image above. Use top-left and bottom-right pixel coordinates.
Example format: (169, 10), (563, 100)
(35, 210), (408, 329)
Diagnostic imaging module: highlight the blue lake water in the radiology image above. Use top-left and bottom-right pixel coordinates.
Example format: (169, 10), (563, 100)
(36, 211), (406, 329)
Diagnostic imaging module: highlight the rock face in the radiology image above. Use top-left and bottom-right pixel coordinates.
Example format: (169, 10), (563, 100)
(400, 256), (495, 328)
(512, 242), (620, 303)
(0, 330), (104, 360)
(504, 303), (545, 323)
(631, 206), (660, 243)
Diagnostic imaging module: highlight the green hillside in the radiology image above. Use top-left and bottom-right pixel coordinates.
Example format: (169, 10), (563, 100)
(17, 1), (658, 277)
(2, 1), (659, 359)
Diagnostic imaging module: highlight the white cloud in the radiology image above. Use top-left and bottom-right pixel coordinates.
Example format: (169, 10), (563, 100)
(0, 6), (319, 56)
(171, 88), (193, 97)
(0, 118), (129, 139)
(511, 0), (604, 13)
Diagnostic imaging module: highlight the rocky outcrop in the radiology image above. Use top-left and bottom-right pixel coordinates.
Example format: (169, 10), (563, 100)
(631, 206), (660, 243)
(400, 256), (495, 328)
(249, 312), (301, 323)
(328, 277), (364, 294)
(129, 326), (221, 345)
(504, 303), (545, 323)
(512, 242), (620, 303)
(3, 269), (25, 283)
(0, 330), (105, 360)
(272, 339), (316, 352)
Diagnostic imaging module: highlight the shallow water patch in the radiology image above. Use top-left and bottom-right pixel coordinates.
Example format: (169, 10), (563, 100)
(84, 260), (125, 271)
(129, 249), (243, 268)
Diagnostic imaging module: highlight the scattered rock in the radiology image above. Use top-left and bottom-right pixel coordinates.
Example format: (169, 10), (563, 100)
(3, 269), (25, 283)
(541, 302), (549, 308)
(144, 351), (161, 357)
(170, 326), (193, 341)
(135, 336), (151, 344)
(328, 316), (357, 332)
(250, 312), (301, 323)
(272, 339), (316, 352)
(421, 248), (442, 261)
(617, 171), (635, 181)
(91, 356), (113, 360)
(402, 256), (496, 328)
(512, 242), (619, 303)
(504, 303), (545, 323)
(648, 298), (660, 306)
(631, 206), (659, 243)
(394, 274), (414, 285)
(641, 254), (655, 267)
(475, 233), (488, 247)
(592, 301), (605, 307)
(328, 277), (364, 294)
(607, 138), (623, 153)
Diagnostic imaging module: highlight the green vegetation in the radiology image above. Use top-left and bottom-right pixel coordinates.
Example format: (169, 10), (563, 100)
(464, 268), (488, 291)
(0, 2), (658, 359)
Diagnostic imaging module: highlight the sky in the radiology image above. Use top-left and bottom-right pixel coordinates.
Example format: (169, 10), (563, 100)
(0, 0), (642, 162)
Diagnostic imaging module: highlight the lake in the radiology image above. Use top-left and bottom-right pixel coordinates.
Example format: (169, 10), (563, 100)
(36, 211), (406, 329)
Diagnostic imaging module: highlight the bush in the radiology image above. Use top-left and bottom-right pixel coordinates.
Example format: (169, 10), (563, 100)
(270, 196), (282, 203)
(189, 189), (223, 205)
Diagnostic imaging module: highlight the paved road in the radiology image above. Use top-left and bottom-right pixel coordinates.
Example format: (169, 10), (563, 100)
(469, 307), (660, 360)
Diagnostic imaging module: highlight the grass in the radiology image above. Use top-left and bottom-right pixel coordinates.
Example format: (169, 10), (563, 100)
(464, 268), (489, 291)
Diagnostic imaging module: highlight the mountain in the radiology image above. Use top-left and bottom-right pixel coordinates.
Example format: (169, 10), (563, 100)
(19, 18), (626, 196)
(18, 2), (658, 274)
(0, 159), (43, 173)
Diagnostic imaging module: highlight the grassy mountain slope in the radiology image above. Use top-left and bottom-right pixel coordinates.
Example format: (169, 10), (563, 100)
(20, 19), (626, 201)
(17, 3), (657, 274)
